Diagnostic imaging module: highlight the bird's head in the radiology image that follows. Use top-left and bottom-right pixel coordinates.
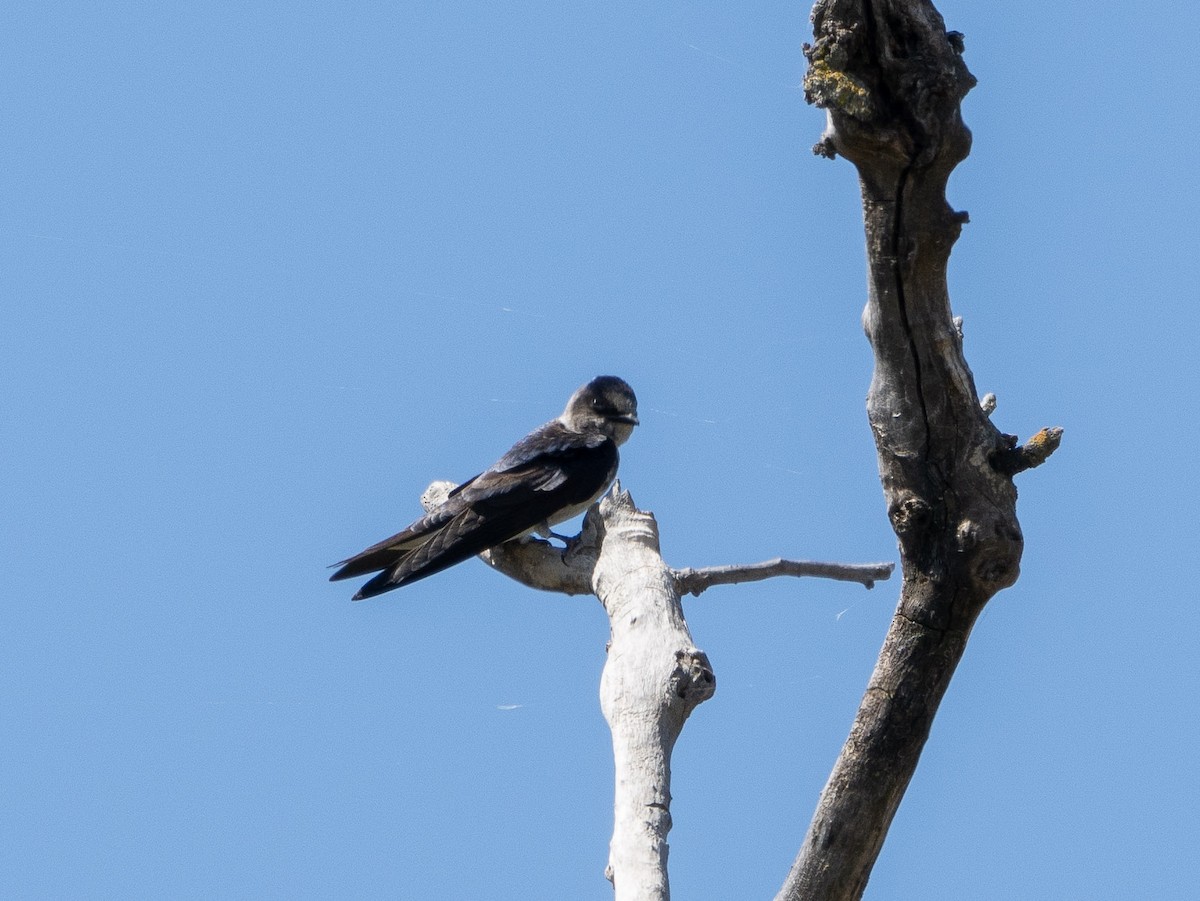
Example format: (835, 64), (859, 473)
(562, 375), (639, 445)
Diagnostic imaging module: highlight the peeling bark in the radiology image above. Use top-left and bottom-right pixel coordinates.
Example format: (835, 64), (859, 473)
(775, 2), (1061, 899)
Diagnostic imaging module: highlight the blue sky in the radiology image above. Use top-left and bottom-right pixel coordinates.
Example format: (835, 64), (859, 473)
(3, 2), (1197, 898)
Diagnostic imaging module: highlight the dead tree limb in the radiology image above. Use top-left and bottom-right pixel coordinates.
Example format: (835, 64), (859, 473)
(675, 559), (894, 596)
(591, 487), (714, 901)
(775, 2), (1062, 900)
(420, 480), (890, 898)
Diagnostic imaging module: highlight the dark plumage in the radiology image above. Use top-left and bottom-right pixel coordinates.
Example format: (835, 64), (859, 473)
(330, 376), (638, 599)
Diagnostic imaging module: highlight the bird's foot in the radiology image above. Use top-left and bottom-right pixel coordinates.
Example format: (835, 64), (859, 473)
(530, 525), (573, 547)
(561, 531), (592, 563)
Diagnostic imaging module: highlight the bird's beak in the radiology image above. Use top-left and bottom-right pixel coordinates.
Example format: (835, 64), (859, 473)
(619, 413), (640, 426)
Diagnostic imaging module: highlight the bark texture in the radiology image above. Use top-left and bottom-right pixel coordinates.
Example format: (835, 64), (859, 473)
(776, 2), (1060, 899)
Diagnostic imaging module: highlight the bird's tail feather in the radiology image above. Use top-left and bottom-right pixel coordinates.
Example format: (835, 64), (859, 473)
(329, 546), (411, 582)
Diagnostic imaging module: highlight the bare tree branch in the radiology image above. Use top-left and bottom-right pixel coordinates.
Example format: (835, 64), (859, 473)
(775, 2), (1063, 899)
(421, 479), (886, 897)
(423, 482), (894, 601)
(990, 426), (1064, 476)
(674, 558), (894, 596)
(422, 481), (712, 898)
(419, 480), (597, 595)
(593, 486), (715, 901)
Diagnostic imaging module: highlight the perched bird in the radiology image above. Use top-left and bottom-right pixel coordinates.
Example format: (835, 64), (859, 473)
(330, 376), (639, 599)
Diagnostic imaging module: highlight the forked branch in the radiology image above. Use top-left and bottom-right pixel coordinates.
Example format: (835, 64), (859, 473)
(419, 480), (892, 899)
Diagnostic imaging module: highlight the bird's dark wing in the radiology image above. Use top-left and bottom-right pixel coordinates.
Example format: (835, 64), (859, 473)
(332, 424), (618, 599)
(327, 494), (470, 583)
(482, 421), (609, 477)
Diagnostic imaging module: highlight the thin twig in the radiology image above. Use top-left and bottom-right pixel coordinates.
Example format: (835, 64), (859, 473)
(673, 558), (895, 597)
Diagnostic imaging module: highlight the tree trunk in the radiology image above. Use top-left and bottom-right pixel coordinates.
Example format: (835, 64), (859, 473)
(776, 2), (1060, 899)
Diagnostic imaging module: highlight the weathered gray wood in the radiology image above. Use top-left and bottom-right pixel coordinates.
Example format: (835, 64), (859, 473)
(593, 487), (715, 901)
(674, 559), (894, 596)
(775, 2), (1061, 899)
(421, 479), (891, 897)
(421, 481), (713, 898)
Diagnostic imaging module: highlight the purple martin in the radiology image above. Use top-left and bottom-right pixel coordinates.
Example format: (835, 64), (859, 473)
(330, 376), (638, 599)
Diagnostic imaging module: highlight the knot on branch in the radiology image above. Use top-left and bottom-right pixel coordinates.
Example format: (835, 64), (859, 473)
(954, 516), (1023, 593)
(670, 649), (716, 706)
(889, 492), (932, 540)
